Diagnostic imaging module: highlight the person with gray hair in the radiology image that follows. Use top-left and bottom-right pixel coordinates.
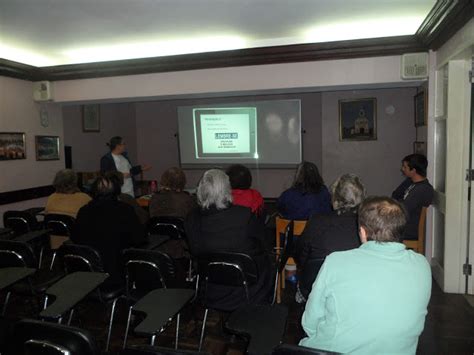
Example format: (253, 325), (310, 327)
(295, 173), (366, 300)
(184, 169), (273, 311)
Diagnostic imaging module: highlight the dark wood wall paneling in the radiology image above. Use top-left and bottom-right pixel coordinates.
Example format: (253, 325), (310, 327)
(1, 0), (473, 203)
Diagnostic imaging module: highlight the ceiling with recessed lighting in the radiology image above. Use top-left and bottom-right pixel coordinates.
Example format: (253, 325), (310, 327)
(0, 0), (436, 67)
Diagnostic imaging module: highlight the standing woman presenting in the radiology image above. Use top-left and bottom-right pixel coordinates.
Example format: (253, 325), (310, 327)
(100, 136), (151, 197)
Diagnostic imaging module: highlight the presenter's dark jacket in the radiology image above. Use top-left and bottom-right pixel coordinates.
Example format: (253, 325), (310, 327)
(100, 152), (143, 176)
(295, 210), (360, 297)
(392, 178), (434, 240)
(184, 205), (273, 311)
(72, 198), (147, 285)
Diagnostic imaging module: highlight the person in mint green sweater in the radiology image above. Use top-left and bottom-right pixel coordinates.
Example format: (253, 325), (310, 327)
(300, 196), (431, 355)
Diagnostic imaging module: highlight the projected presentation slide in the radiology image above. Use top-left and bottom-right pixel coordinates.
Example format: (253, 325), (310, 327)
(193, 107), (257, 159)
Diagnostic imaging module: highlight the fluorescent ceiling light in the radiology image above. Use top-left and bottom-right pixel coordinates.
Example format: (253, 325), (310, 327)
(304, 16), (425, 43)
(0, 42), (56, 67)
(61, 35), (247, 65)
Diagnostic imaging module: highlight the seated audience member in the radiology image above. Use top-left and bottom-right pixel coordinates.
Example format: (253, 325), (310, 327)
(72, 175), (146, 285)
(295, 173), (365, 299)
(149, 167), (196, 219)
(392, 154), (434, 240)
(45, 169), (91, 218)
(105, 171), (149, 225)
(226, 164), (264, 215)
(277, 161), (331, 220)
(184, 169), (273, 311)
(300, 196), (431, 354)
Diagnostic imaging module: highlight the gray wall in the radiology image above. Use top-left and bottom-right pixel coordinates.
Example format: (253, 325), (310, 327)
(62, 87), (416, 197)
(321, 87), (417, 196)
(63, 102), (137, 171)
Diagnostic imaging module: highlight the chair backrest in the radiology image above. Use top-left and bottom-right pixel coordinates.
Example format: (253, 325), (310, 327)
(197, 252), (258, 304)
(10, 318), (100, 355)
(57, 243), (104, 273)
(0, 239), (37, 268)
(403, 206), (428, 254)
(123, 248), (176, 296)
(272, 344), (340, 355)
(3, 210), (38, 236)
(147, 216), (186, 240)
(275, 217), (306, 259)
(44, 214), (76, 237)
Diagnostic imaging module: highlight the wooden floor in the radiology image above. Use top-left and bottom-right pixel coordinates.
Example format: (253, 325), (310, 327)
(5, 277), (474, 354)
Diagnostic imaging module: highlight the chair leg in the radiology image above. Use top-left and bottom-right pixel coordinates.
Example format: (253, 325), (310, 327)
(175, 312), (180, 350)
(105, 298), (118, 352)
(2, 291), (11, 316)
(38, 247), (44, 269)
(49, 251), (57, 270)
(150, 334), (156, 346)
(198, 308), (208, 351)
(67, 308), (75, 326)
(123, 306), (133, 349)
(42, 295), (49, 310)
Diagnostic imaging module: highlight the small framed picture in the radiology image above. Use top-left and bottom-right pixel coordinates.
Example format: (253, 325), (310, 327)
(35, 135), (60, 161)
(414, 91), (427, 127)
(0, 132), (26, 160)
(413, 141), (426, 156)
(82, 104), (100, 132)
(339, 98), (377, 141)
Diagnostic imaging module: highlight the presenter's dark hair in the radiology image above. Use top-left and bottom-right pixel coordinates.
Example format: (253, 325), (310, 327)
(358, 196), (406, 243)
(293, 161), (325, 194)
(107, 136), (123, 151)
(226, 164), (252, 190)
(402, 154), (428, 177)
(91, 175), (121, 199)
(160, 167), (186, 191)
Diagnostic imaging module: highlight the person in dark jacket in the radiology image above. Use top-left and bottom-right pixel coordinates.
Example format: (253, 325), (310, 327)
(100, 136), (151, 197)
(295, 173), (365, 300)
(184, 169), (273, 311)
(277, 161), (331, 220)
(72, 175), (147, 285)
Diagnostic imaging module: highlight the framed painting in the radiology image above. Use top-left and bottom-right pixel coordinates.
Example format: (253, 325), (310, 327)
(413, 141), (427, 156)
(339, 98), (377, 141)
(0, 132), (26, 160)
(82, 104), (100, 132)
(414, 91), (427, 127)
(35, 135), (60, 161)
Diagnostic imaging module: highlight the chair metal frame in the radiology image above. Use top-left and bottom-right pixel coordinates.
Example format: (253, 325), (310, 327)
(25, 339), (71, 355)
(45, 214), (76, 270)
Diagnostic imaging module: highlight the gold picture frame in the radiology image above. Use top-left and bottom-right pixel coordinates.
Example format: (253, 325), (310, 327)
(339, 98), (377, 141)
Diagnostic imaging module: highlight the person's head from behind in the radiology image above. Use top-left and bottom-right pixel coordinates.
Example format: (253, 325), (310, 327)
(160, 167), (186, 192)
(293, 161), (325, 194)
(358, 196), (406, 244)
(331, 174), (366, 213)
(107, 136), (126, 155)
(402, 154), (428, 178)
(53, 169), (79, 194)
(197, 169), (232, 210)
(226, 164), (252, 190)
(104, 171), (124, 187)
(91, 175), (121, 200)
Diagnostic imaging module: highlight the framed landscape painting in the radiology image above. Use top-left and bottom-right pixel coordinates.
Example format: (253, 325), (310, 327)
(35, 135), (60, 161)
(82, 104), (100, 132)
(0, 132), (26, 160)
(339, 98), (377, 141)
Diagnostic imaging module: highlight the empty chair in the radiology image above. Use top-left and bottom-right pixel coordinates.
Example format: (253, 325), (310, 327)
(3, 210), (40, 236)
(8, 318), (100, 355)
(0, 239), (63, 315)
(272, 344), (340, 354)
(57, 243), (123, 351)
(196, 252), (261, 351)
(44, 213), (76, 269)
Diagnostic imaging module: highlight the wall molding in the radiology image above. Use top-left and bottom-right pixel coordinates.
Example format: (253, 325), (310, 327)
(0, 1), (472, 82)
(0, 185), (54, 205)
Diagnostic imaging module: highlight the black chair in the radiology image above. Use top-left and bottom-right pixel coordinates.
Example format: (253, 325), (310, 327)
(147, 216), (193, 280)
(122, 248), (178, 348)
(57, 243), (123, 351)
(122, 345), (210, 354)
(7, 318), (100, 355)
(0, 239), (63, 315)
(195, 252), (259, 351)
(3, 210), (40, 236)
(44, 213), (76, 269)
(299, 257), (325, 300)
(272, 344), (340, 354)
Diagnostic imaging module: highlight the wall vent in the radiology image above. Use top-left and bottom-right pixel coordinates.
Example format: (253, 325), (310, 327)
(401, 53), (429, 80)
